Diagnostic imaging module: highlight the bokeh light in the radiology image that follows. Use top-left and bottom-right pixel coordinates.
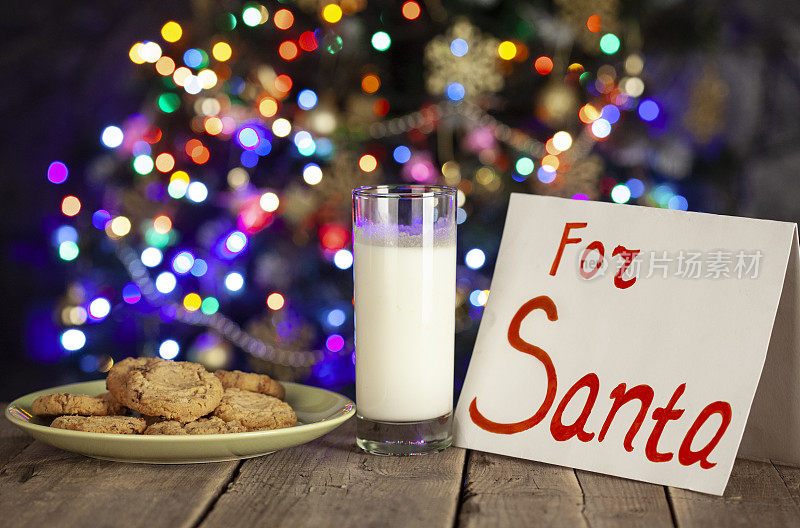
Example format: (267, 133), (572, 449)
(101, 126), (124, 148)
(89, 297), (111, 320)
(600, 33), (620, 54)
(122, 282), (142, 304)
(359, 154), (377, 172)
(534, 56), (554, 75)
(159, 339), (180, 360)
(303, 163), (323, 185)
(402, 1), (421, 19)
(326, 334), (345, 352)
(187, 181), (209, 202)
(450, 38), (469, 57)
(242, 6), (265, 26)
(155, 271), (177, 294)
(321, 4), (342, 23)
(224, 271), (245, 292)
(267, 292), (285, 310)
(110, 216), (132, 237)
(297, 89), (318, 110)
(515, 157), (534, 176)
(172, 251), (195, 274)
(260, 192), (280, 212)
(61, 196), (81, 217)
(638, 99), (660, 121)
(465, 248), (486, 269)
(446, 82), (465, 101)
(161, 21), (182, 42)
(141, 247), (163, 267)
(334, 249), (353, 269)
(327, 309), (346, 326)
(59, 241), (79, 261)
(201, 296), (219, 315)
(61, 329), (86, 352)
(591, 118), (612, 138)
(611, 184), (631, 204)
(47, 161), (69, 184)
(552, 131), (573, 151)
(183, 293), (202, 311)
(371, 32), (391, 51)
(212, 42), (232, 61)
(497, 41), (517, 60)
(272, 118), (291, 137)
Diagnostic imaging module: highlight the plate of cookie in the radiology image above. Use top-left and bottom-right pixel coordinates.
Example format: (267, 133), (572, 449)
(4, 358), (354, 463)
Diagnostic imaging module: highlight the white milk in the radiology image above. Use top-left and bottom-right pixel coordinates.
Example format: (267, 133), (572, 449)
(354, 238), (455, 422)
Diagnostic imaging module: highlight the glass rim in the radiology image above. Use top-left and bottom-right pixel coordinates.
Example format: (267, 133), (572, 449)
(352, 185), (456, 199)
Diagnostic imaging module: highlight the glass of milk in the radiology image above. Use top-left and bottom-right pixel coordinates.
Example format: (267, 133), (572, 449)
(352, 185), (456, 455)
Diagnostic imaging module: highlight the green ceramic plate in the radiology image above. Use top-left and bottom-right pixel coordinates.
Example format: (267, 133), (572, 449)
(5, 380), (354, 463)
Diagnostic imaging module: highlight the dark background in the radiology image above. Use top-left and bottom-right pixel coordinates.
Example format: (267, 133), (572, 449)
(3, 0), (800, 401)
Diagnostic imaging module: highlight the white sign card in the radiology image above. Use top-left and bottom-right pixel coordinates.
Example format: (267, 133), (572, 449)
(454, 193), (800, 495)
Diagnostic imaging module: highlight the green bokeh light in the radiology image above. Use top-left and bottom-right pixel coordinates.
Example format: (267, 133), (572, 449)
(158, 93), (180, 113)
(201, 297), (220, 315)
(599, 33), (620, 55)
(59, 241), (79, 261)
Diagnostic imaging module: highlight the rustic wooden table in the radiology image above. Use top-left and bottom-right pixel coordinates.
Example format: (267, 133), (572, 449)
(1, 412), (799, 527)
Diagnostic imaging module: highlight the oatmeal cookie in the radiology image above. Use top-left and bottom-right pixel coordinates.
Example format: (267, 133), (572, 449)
(213, 388), (296, 430)
(114, 360), (223, 422)
(50, 415), (146, 434)
(31, 392), (125, 416)
(214, 369), (285, 400)
(144, 416), (248, 435)
(106, 357), (163, 395)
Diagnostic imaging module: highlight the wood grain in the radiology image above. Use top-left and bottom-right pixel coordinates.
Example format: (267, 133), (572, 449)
(668, 458), (800, 527)
(199, 419), (466, 528)
(774, 461), (800, 508)
(574, 470), (674, 528)
(0, 406), (35, 468)
(0, 440), (240, 528)
(458, 451), (587, 528)
(458, 451), (674, 528)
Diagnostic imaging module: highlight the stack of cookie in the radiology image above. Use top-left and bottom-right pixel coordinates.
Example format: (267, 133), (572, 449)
(31, 358), (297, 435)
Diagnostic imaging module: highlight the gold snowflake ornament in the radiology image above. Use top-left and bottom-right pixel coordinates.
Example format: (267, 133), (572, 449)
(425, 17), (503, 100)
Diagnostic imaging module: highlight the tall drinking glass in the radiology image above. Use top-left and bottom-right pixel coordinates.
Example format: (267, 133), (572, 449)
(352, 185), (457, 456)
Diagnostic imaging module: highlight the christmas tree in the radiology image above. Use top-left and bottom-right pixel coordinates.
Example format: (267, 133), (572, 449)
(42, 0), (707, 395)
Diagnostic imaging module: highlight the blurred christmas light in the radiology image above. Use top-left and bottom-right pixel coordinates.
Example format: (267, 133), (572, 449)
(638, 99), (660, 121)
(552, 131), (572, 151)
(297, 89), (318, 110)
(402, 1), (421, 20)
(272, 118), (291, 137)
(224, 272), (245, 292)
(611, 184), (631, 204)
(465, 248), (486, 269)
(267, 292), (285, 310)
(172, 251), (195, 274)
(359, 154), (377, 172)
(450, 38), (468, 57)
(327, 309), (346, 327)
(321, 4), (342, 23)
(61, 329), (86, 352)
(47, 161), (69, 184)
(89, 297), (111, 320)
(122, 282), (142, 304)
(446, 82), (465, 101)
(668, 195), (689, 211)
(626, 178), (645, 198)
(159, 339), (180, 360)
(371, 32), (391, 51)
(326, 334), (345, 352)
(303, 163), (323, 185)
(259, 192), (280, 212)
(599, 34), (620, 54)
(187, 181), (209, 202)
(515, 157), (534, 175)
(59, 241), (79, 261)
(183, 293), (202, 311)
(101, 126), (124, 148)
(155, 271), (177, 294)
(534, 56), (554, 75)
(497, 41), (516, 60)
(591, 118), (612, 138)
(201, 296), (219, 315)
(334, 249), (353, 269)
(242, 6), (265, 26)
(133, 155), (154, 175)
(141, 247), (163, 267)
(61, 196), (81, 217)
(161, 21), (182, 42)
(274, 9), (294, 29)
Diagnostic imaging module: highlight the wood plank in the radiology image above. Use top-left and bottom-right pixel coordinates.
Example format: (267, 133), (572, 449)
(458, 451), (674, 528)
(574, 470), (674, 528)
(668, 458), (800, 527)
(1, 404), (35, 468)
(199, 419), (466, 528)
(0, 441), (240, 528)
(771, 461), (800, 508)
(458, 451), (587, 528)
